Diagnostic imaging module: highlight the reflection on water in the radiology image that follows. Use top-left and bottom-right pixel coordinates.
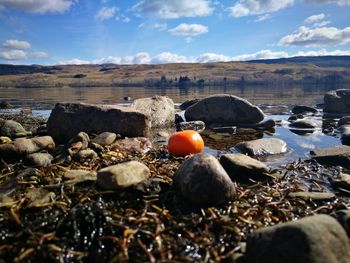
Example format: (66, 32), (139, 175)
(0, 85), (330, 110)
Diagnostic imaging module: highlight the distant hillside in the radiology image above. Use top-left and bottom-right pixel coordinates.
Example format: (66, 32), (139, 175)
(0, 64), (62, 75)
(248, 56), (350, 68)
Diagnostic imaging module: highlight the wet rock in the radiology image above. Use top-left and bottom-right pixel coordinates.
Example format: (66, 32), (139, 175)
(324, 89), (350, 114)
(220, 153), (270, 183)
(289, 118), (318, 129)
(47, 102), (150, 143)
(211, 126), (237, 134)
(131, 96), (175, 127)
(339, 125), (350, 145)
(246, 214), (350, 263)
(0, 136), (55, 162)
(292, 105), (318, 114)
(288, 191), (335, 201)
(74, 149), (98, 162)
(330, 173), (350, 192)
(176, 121), (205, 132)
(311, 145), (350, 167)
(338, 116), (350, 127)
(0, 120), (28, 138)
(235, 138), (288, 157)
(185, 94), (264, 126)
(97, 161), (151, 190)
(66, 132), (89, 156)
(256, 119), (276, 130)
(180, 98), (200, 111)
(173, 153), (235, 207)
(288, 114), (304, 121)
(63, 169), (97, 185)
(91, 132), (117, 146)
(25, 152), (53, 167)
(331, 210), (350, 238)
(110, 137), (152, 154)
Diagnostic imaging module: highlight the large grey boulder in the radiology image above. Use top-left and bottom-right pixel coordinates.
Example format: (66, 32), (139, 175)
(246, 215), (350, 263)
(324, 89), (350, 114)
(311, 145), (350, 167)
(131, 96), (175, 127)
(47, 103), (151, 143)
(185, 94), (264, 126)
(174, 153), (235, 207)
(235, 138), (287, 157)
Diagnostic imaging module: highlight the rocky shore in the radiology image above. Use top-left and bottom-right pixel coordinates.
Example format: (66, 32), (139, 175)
(1, 91), (350, 262)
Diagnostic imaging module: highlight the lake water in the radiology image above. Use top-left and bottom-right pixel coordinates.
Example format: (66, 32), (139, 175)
(0, 85), (343, 165)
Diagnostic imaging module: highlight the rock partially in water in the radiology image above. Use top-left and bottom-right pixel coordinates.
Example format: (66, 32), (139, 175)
(91, 132), (117, 146)
(235, 138), (287, 157)
(173, 153), (235, 207)
(0, 119), (29, 138)
(324, 89), (350, 114)
(185, 94), (264, 126)
(25, 152), (53, 167)
(176, 121), (205, 132)
(289, 118), (318, 129)
(220, 153), (270, 183)
(131, 96), (175, 127)
(0, 136), (55, 162)
(97, 161), (151, 190)
(339, 125), (350, 145)
(338, 116), (350, 127)
(292, 105), (318, 114)
(47, 102), (150, 143)
(311, 145), (350, 167)
(179, 98), (200, 111)
(288, 191), (335, 201)
(246, 215), (350, 263)
(110, 137), (152, 154)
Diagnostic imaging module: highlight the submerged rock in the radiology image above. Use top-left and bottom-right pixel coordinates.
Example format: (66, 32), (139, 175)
(131, 96), (175, 127)
(173, 153), (235, 207)
(246, 215), (350, 263)
(235, 138), (287, 157)
(97, 161), (151, 190)
(185, 94), (264, 126)
(47, 102), (150, 143)
(91, 132), (117, 146)
(311, 145), (350, 167)
(292, 105), (317, 114)
(324, 89), (350, 114)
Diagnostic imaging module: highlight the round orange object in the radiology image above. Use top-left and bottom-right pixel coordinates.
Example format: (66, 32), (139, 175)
(168, 130), (204, 157)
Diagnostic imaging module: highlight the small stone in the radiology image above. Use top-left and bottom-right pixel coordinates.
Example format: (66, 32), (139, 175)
(220, 153), (270, 183)
(288, 191), (335, 201)
(256, 119), (276, 130)
(63, 169), (97, 185)
(74, 149), (98, 162)
(110, 137), (152, 154)
(235, 138), (288, 157)
(97, 161), (151, 190)
(25, 153), (53, 167)
(289, 118), (317, 129)
(91, 132), (117, 146)
(176, 121), (205, 132)
(174, 153), (235, 207)
(67, 132), (89, 156)
(292, 105), (318, 114)
(26, 188), (55, 208)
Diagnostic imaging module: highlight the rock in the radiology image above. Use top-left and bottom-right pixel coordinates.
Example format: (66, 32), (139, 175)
(331, 210), (350, 238)
(25, 188), (55, 208)
(330, 173), (350, 192)
(235, 138), (288, 157)
(47, 102), (150, 143)
(63, 169), (97, 185)
(246, 214), (350, 263)
(338, 116), (350, 127)
(131, 96), (175, 127)
(339, 125), (350, 145)
(176, 121), (205, 132)
(110, 137), (152, 154)
(25, 153), (53, 167)
(175, 113), (185, 124)
(289, 118), (318, 129)
(0, 101), (12, 109)
(220, 153), (270, 183)
(211, 126), (237, 134)
(74, 149), (98, 162)
(288, 114), (304, 121)
(185, 94), (264, 126)
(288, 191), (335, 201)
(173, 153), (235, 207)
(0, 136), (55, 162)
(97, 161), (151, 190)
(255, 119), (276, 130)
(0, 136), (11, 144)
(152, 131), (170, 143)
(0, 120), (28, 138)
(66, 132), (89, 156)
(324, 89), (350, 114)
(311, 145), (350, 167)
(180, 98), (200, 111)
(91, 132), (117, 146)
(292, 105), (318, 114)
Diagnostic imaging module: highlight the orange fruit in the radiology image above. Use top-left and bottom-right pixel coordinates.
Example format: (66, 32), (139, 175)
(168, 130), (204, 157)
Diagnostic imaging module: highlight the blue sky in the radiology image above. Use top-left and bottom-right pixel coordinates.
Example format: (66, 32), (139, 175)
(0, 0), (349, 65)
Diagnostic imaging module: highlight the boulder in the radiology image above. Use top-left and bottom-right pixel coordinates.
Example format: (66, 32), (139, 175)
(47, 102), (150, 143)
(338, 116), (350, 127)
(110, 137), (152, 154)
(220, 154), (270, 183)
(97, 161), (151, 190)
(25, 153), (53, 167)
(0, 120), (28, 138)
(324, 89), (350, 114)
(292, 105), (318, 114)
(0, 136), (55, 161)
(235, 138), (288, 157)
(173, 153), (235, 207)
(289, 118), (318, 129)
(91, 132), (117, 146)
(339, 125), (350, 145)
(180, 98), (200, 111)
(246, 215), (350, 263)
(131, 96), (175, 127)
(185, 94), (264, 126)
(310, 145), (350, 167)
(176, 121), (205, 132)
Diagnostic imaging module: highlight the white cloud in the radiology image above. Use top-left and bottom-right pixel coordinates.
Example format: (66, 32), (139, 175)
(95, 6), (118, 21)
(151, 52), (192, 64)
(279, 26), (350, 47)
(304, 13), (325, 24)
(116, 14), (131, 23)
(131, 0), (213, 19)
(0, 49), (27, 60)
(2, 39), (31, 50)
(305, 0), (350, 5)
(132, 52), (151, 64)
(152, 23), (167, 31)
(169, 23), (208, 36)
(196, 53), (232, 62)
(232, 50), (289, 60)
(58, 58), (90, 65)
(0, 0), (76, 14)
(92, 56), (122, 64)
(229, 0), (294, 17)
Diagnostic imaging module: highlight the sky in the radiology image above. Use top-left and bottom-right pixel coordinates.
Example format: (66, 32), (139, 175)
(0, 0), (349, 65)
